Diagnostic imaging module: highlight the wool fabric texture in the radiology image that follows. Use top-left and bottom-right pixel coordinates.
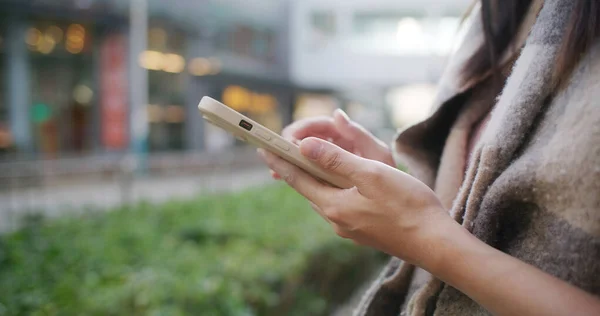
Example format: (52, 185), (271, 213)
(354, 1), (600, 315)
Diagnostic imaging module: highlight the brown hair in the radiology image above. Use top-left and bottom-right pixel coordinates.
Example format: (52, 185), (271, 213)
(462, 0), (600, 90)
(554, 1), (600, 89)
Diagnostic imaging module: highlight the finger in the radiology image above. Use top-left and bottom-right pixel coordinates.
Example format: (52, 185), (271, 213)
(329, 134), (355, 154)
(333, 109), (377, 149)
(332, 223), (353, 240)
(299, 132), (354, 153)
(299, 137), (367, 183)
(309, 201), (331, 223)
(282, 117), (342, 142)
(257, 148), (339, 206)
(333, 109), (393, 163)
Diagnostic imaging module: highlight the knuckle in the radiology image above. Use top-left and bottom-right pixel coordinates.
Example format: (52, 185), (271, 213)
(321, 151), (343, 171)
(281, 171), (296, 185)
(264, 157), (275, 168)
(362, 163), (384, 183)
(323, 206), (344, 223)
(333, 225), (351, 239)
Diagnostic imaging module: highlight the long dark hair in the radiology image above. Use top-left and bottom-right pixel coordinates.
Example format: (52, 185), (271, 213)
(462, 0), (600, 90)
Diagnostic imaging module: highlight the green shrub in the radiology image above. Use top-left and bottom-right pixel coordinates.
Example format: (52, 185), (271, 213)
(0, 184), (384, 316)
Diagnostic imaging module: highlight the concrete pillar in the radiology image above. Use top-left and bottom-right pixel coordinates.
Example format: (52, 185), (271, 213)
(129, 0), (148, 169)
(4, 18), (32, 154)
(184, 35), (209, 152)
(91, 28), (103, 153)
(185, 78), (209, 152)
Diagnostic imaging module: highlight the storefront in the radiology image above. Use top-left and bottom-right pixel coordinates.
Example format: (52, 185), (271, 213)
(0, 0), (128, 158)
(1, 0), (294, 157)
(142, 21), (189, 152)
(26, 21), (97, 157)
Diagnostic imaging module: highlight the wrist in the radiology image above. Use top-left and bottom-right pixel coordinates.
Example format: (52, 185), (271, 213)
(420, 218), (496, 287)
(413, 213), (471, 275)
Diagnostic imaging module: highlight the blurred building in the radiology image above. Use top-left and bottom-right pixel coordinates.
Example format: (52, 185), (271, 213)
(0, 0), (303, 158)
(0, 0), (126, 158)
(0, 0), (471, 159)
(290, 0), (471, 138)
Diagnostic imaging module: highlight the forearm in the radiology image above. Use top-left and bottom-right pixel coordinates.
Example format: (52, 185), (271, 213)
(419, 220), (600, 316)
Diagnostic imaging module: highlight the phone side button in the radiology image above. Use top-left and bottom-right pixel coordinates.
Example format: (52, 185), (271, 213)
(255, 129), (272, 141)
(274, 140), (290, 151)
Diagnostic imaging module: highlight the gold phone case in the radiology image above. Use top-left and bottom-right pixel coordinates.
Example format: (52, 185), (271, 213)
(198, 96), (352, 189)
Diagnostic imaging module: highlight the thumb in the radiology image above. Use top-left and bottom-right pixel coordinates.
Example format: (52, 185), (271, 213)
(299, 137), (365, 181)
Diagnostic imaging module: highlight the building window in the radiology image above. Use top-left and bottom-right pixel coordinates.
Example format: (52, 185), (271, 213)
(221, 85), (281, 132)
(26, 21), (95, 156)
(348, 13), (461, 56)
(293, 94), (339, 121)
(307, 11), (336, 51)
(143, 21), (188, 152)
(147, 71), (186, 152)
(214, 24), (277, 63)
(386, 83), (437, 128)
(0, 26), (5, 123)
(311, 11), (336, 36)
(26, 22), (91, 56)
(0, 26), (10, 153)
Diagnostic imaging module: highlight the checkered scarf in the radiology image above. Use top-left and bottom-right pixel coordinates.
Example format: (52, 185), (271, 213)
(354, 1), (581, 315)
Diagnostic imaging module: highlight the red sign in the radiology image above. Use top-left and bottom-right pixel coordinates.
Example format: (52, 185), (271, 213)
(100, 33), (128, 150)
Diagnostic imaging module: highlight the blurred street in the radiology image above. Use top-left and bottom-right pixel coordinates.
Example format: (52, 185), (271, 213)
(0, 146), (273, 231)
(0, 166), (273, 232)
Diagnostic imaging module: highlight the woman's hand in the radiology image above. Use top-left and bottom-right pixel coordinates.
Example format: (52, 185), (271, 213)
(258, 137), (600, 316)
(258, 137), (454, 266)
(270, 109), (395, 179)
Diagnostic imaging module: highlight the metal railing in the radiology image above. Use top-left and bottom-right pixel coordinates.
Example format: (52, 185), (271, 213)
(0, 146), (271, 232)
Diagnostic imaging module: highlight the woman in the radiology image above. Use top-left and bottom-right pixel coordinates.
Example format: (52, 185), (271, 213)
(258, 0), (600, 315)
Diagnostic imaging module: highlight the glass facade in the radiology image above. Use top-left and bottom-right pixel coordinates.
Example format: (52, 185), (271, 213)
(293, 93), (338, 121)
(215, 23), (277, 64)
(0, 24), (9, 155)
(0, 0), (291, 157)
(221, 85), (282, 132)
(0, 26), (5, 121)
(348, 13), (461, 56)
(144, 22), (188, 152)
(27, 21), (96, 157)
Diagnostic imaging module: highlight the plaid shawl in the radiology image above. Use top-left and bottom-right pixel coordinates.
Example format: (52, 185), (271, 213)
(354, 0), (600, 315)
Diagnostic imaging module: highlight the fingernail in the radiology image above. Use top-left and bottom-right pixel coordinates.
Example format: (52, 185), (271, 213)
(335, 109), (350, 122)
(257, 148), (265, 157)
(302, 138), (323, 160)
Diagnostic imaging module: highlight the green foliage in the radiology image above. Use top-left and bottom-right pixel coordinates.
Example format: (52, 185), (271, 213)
(0, 184), (384, 316)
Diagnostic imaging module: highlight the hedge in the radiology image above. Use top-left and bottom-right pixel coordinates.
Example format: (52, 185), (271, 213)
(0, 184), (385, 316)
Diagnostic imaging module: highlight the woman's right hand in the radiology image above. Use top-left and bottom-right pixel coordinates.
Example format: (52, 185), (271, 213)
(270, 109), (395, 179)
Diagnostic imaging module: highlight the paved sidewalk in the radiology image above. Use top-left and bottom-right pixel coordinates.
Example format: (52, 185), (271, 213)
(0, 167), (274, 232)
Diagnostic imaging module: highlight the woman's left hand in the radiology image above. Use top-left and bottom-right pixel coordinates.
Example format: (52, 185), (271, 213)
(257, 137), (456, 266)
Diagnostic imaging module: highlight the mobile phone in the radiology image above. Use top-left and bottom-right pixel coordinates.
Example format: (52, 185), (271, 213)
(197, 96), (352, 189)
